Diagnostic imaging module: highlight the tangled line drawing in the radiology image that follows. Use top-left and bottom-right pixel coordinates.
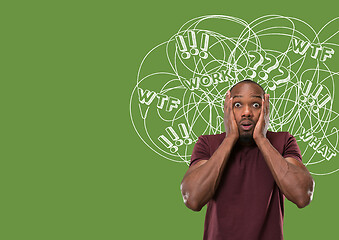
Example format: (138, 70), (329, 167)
(130, 15), (339, 175)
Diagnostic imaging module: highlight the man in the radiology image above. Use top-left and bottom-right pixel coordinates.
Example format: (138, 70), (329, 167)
(180, 79), (315, 240)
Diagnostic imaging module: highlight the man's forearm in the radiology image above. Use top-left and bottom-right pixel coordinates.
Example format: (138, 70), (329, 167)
(255, 137), (314, 208)
(181, 136), (237, 211)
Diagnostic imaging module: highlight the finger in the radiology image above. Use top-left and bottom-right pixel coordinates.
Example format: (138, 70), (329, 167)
(229, 97), (233, 114)
(260, 98), (265, 117)
(227, 91), (233, 110)
(226, 90), (230, 99)
(265, 94), (269, 115)
(224, 90), (230, 108)
(227, 97), (235, 123)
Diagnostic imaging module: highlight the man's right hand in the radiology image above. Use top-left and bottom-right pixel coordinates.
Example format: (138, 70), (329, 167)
(181, 90), (239, 211)
(224, 90), (239, 140)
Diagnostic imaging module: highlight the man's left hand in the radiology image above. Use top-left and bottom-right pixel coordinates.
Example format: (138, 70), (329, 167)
(253, 94), (270, 140)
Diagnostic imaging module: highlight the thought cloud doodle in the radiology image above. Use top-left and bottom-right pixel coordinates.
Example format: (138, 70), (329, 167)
(130, 15), (339, 175)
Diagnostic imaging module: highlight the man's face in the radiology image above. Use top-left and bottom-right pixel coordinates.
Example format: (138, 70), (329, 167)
(230, 82), (264, 139)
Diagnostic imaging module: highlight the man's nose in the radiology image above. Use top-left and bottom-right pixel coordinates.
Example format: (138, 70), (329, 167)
(241, 105), (253, 117)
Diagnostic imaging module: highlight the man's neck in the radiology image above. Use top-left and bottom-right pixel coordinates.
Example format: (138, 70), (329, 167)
(238, 135), (256, 147)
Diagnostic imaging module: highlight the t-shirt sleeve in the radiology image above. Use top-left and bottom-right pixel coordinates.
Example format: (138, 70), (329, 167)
(282, 132), (302, 162)
(190, 135), (210, 167)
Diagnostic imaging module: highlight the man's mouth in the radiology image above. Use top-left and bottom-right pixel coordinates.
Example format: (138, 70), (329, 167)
(240, 120), (254, 131)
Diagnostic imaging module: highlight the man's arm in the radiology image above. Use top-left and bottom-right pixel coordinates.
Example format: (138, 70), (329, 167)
(180, 91), (238, 211)
(253, 94), (315, 208)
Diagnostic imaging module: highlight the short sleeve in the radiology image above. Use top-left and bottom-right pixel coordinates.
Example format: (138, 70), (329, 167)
(190, 135), (210, 167)
(283, 132), (302, 162)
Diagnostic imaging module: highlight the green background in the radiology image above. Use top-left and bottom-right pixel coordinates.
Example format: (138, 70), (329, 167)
(1, 0), (338, 239)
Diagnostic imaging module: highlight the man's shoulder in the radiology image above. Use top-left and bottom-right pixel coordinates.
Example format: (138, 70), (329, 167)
(199, 132), (226, 139)
(201, 132), (226, 138)
(267, 130), (292, 138)
(197, 132), (226, 145)
(267, 131), (295, 146)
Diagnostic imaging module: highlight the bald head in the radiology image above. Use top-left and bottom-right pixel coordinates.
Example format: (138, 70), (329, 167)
(230, 80), (265, 97)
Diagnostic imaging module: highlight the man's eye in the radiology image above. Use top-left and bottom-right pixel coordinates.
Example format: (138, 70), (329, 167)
(234, 103), (241, 107)
(253, 103), (260, 108)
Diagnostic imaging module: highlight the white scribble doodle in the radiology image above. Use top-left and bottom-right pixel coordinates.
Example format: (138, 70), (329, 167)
(130, 15), (339, 175)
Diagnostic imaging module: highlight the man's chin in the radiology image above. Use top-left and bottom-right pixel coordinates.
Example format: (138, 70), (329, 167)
(239, 132), (254, 144)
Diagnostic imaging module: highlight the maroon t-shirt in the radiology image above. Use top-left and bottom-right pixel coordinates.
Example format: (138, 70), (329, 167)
(190, 131), (302, 240)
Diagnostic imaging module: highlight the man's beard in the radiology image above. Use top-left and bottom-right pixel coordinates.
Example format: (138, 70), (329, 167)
(239, 132), (254, 145)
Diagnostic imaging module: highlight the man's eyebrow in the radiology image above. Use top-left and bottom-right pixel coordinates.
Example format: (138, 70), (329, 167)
(251, 95), (263, 99)
(232, 95), (263, 99)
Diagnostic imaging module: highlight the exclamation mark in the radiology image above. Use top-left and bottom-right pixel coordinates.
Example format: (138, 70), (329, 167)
(199, 33), (209, 59)
(313, 93), (331, 113)
(312, 85), (323, 99)
(318, 94), (331, 108)
(308, 84), (322, 105)
(166, 126), (184, 146)
(178, 123), (192, 145)
(188, 31), (199, 56)
(176, 35), (190, 59)
(300, 80), (312, 103)
(158, 135), (178, 153)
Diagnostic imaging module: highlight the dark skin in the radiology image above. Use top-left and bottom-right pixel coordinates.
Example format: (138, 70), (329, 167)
(180, 82), (315, 211)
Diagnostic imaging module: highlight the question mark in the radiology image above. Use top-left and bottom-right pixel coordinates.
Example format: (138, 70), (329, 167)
(258, 53), (279, 80)
(269, 66), (290, 91)
(246, 51), (264, 79)
(176, 35), (190, 59)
